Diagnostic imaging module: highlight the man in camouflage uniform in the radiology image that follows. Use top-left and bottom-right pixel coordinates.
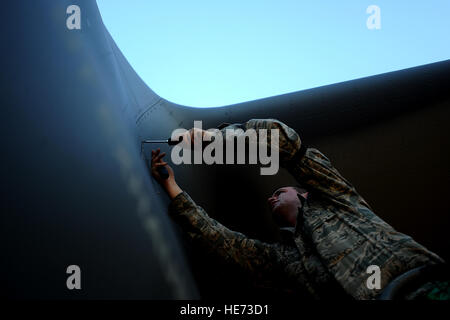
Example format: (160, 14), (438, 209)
(150, 119), (446, 300)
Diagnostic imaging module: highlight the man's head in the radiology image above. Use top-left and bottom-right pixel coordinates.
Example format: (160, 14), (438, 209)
(267, 186), (308, 227)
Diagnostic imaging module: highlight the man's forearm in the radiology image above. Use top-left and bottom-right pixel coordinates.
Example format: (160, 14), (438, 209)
(168, 191), (279, 278)
(163, 181), (183, 200)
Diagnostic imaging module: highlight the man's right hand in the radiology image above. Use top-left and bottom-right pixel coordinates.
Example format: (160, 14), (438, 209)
(179, 127), (216, 149)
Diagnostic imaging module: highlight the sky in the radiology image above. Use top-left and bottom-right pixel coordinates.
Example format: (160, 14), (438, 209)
(96, 0), (450, 108)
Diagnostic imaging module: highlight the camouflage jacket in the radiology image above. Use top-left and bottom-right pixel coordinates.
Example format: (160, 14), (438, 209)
(168, 119), (444, 299)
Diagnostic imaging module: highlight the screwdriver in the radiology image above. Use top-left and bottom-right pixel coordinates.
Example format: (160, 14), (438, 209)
(142, 131), (217, 179)
(142, 137), (185, 145)
(141, 137), (183, 179)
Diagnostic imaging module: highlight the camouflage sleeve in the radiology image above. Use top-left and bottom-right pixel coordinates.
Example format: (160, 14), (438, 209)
(221, 119), (369, 207)
(168, 191), (281, 278)
(218, 119), (301, 167)
(218, 119), (444, 299)
(288, 147), (374, 209)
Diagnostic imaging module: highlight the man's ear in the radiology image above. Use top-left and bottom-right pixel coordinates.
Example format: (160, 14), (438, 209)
(300, 192), (309, 199)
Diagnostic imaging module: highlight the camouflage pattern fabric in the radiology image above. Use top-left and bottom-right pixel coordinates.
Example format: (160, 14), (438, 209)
(168, 119), (445, 299)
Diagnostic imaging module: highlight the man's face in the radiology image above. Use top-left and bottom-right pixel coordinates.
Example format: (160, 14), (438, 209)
(267, 187), (304, 227)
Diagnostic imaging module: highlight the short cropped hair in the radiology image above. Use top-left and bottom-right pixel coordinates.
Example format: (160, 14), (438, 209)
(293, 185), (308, 207)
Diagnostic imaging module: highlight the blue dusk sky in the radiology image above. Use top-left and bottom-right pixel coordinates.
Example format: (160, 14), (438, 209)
(97, 1), (450, 107)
